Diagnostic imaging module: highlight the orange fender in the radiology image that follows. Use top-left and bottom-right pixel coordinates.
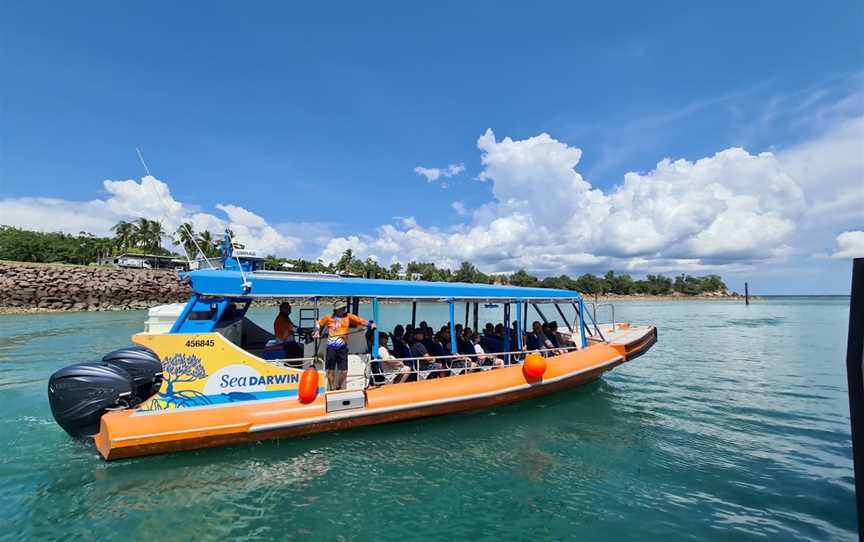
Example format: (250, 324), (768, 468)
(298, 368), (319, 404)
(522, 353), (547, 379)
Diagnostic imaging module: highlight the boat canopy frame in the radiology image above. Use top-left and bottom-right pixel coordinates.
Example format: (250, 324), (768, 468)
(182, 269), (584, 303)
(171, 270), (592, 348)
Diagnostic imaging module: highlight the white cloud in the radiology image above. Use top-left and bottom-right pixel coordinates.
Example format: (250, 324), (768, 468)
(831, 231), (864, 259)
(414, 163), (465, 183)
(0, 175), (304, 257)
(451, 201), (467, 215)
(778, 115), (864, 225)
(322, 122), (854, 275)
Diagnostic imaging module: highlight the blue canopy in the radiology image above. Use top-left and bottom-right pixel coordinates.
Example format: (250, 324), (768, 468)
(184, 269), (581, 301)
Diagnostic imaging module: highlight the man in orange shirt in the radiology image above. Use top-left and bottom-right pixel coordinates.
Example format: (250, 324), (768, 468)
(313, 304), (375, 390)
(274, 302), (302, 359)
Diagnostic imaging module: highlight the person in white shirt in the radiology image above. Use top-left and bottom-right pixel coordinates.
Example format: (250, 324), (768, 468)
(376, 332), (411, 384)
(471, 333), (503, 369)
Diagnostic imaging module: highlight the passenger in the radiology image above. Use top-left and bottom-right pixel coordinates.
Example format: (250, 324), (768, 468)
(471, 333), (503, 368)
(440, 326), (473, 374)
(411, 328), (443, 378)
(532, 321), (555, 354)
(550, 321), (574, 347)
(405, 324), (415, 344)
(424, 327), (445, 357)
(484, 323), (495, 336)
(392, 325), (411, 356)
(376, 332), (410, 384)
(458, 327), (475, 355)
(543, 322), (559, 348)
(511, 320), (520, 345)
(494, 323), (505, 338)
(273, 302), (303, 359)
(313, 304), (375, 391)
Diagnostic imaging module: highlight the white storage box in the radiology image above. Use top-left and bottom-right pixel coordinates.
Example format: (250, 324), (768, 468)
(144, 303), (187, 334)
(326, 390), (366, 413)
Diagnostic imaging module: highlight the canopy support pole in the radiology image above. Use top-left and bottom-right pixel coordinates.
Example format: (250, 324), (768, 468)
(464, 302), (470, 328)
(472, 302), (479, 332)
(576, 300), (588, 348)
(516, 300), (523, 351)
(448, 298), (458, 355)
(554, 303), (573, 333)
(503, 303), (511, 364)
(169, 293), (199, 333)
(533, 303), (549, 324)
(411, 301), (417, 327)
(372, 297), (380, 359)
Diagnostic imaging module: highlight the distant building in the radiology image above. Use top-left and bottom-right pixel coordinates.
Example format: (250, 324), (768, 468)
(397, 272), (423, 281)
(98, 253), (188, 271)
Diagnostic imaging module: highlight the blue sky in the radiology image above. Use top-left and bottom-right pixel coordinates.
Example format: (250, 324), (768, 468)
(1, 1), (862, 293)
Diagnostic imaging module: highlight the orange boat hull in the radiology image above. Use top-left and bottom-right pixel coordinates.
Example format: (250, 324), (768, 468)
(94, 339), (645, 460)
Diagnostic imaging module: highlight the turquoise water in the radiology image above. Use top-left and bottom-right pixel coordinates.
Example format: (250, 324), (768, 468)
(0, 298), (855, 540)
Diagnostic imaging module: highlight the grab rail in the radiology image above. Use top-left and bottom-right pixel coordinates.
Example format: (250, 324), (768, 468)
(581, 303), (606, 341)
(363, 344), (581, 385)
(594, 303), (615, 332)
(263, 343), (582, 388)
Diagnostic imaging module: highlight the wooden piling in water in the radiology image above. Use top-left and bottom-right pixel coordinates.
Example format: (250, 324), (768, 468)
(745, 282), (750, 305)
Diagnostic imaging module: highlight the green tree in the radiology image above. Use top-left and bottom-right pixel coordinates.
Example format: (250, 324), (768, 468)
(510, 269), (539, 287)
(336, 249), (355, 273)
(195, 230), (220, 258)
(574, 273), (604, 294)
(111, 221), (135, 251)
(174, 222), (197, 258)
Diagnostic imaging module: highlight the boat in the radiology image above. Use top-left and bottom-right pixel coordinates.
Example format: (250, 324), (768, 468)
(47, 246), (657, 461)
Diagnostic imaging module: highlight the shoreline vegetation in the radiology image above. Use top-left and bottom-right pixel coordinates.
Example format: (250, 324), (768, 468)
(0, 224), (748, 315)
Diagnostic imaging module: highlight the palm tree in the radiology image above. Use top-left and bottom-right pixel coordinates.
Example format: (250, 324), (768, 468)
(195, 230), (219, 258)
(146, 220), (165, 252)
(132, 218), (149, 249)
(111, 221), (135, 252)
(336, 249), (354, 273)
(174, 222), (197, 258)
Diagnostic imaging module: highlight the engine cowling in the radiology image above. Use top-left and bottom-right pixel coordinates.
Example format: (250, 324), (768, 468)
(102, 345), (163, 403)
(48, 362), (135, 438)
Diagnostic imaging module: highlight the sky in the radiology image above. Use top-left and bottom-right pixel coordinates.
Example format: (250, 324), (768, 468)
(0, 1), (862, 294)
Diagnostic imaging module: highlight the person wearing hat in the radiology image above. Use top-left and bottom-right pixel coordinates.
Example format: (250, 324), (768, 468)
(313, 304), (375, 390)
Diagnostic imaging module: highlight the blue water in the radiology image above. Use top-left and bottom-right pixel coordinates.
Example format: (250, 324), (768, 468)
(0, 298), (855, 540)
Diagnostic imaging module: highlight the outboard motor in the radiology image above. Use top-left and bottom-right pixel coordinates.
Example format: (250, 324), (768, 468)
(48, 362), (135, 437)
(102, 345), (163, 403)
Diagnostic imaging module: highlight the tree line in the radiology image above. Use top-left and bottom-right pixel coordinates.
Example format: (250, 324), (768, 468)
(0, 224), (729, 295)
(265, 249), (729, 295)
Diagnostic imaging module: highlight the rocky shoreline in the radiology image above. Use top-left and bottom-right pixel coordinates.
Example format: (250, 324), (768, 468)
(0, 260), (750, 315)
(0, 260), (191, 313)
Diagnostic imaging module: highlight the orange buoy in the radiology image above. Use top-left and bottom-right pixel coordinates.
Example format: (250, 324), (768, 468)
(522, 353), (547, 379)
(298, 367), (319, 403)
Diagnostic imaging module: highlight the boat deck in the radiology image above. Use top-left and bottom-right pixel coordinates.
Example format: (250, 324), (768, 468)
(590, 324), (658, 360)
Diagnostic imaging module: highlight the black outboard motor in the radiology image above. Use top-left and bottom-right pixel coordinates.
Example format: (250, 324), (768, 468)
(48, 362), (135, 437)
(102, 345), (163, 403)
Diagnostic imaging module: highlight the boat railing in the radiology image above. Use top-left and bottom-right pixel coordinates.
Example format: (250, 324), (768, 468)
(258, 345), (579, 388)
(262, 344), (582, 387)
(363, 344), (582, 384)
(593, 302), (615, 332)
(582, 302), (608, 340)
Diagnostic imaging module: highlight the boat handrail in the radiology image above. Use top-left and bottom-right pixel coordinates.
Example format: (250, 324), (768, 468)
(593, 303), (615, 331)
(261, 344), (583, 388)
(581, 302), (607, 340)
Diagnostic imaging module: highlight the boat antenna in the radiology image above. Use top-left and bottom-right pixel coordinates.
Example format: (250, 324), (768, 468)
(135, 147), (215, 270)
(223, 229), (252, 292)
